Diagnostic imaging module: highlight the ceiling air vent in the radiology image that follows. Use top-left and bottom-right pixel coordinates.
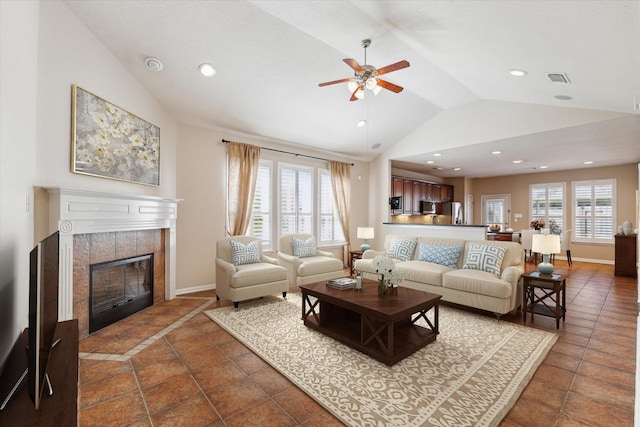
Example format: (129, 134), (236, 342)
(547, 73), (570, 84)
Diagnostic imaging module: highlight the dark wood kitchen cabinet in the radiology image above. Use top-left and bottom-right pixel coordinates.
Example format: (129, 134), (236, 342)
(614, 234), (637, 278)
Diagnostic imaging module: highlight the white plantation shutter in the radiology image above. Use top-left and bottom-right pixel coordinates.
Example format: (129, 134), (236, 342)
(573, 180), (615, 243)
(485, 199), (504, 224)
(248, 160), (272, 248)
(529, 183), (565, 234)
(279, 164), (312, 235)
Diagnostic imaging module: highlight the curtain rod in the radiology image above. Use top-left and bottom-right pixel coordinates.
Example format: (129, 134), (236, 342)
(221, 139), (353, 166)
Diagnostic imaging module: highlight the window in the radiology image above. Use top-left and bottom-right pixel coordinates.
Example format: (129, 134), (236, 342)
(530, 183), (565, 235)
(572, 179), (615, 243)
(248, 159), (345, 250)
(319, 169), (344, 244)
(279, 164), (313, 236)
(247, 160), (272, 247)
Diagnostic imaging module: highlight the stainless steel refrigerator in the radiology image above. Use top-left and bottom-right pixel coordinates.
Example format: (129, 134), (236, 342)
(440, 202), (464, 224)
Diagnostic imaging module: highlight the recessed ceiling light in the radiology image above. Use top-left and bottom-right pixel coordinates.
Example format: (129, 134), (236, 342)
(198, 63), (216, 77)
(144, 57), (163, 72)
(584, 161), (593, 165)
(453, 167), (461, 171)
(356, 120), (367, 128)
(426, 160), (434, 164)
(554, 95), (572, 101)
(371, 143), (381, 149)
(492, 150), (502, 155)
(512, 160), (523, 164)
(540, 165), (549, 169)
(433, 153), (442, 157)
(509, 69), (527, 77)
(436, 167), (443, 170)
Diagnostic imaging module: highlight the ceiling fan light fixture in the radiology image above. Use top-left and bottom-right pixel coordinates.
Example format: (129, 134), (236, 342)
(372, 85), (382, 96)
(355, 89), (365, 100)
(365, 77), (378, 90)
(347, 80), (359, 93)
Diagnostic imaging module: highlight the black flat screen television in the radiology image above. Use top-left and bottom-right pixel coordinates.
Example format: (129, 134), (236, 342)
(27, 230), (59, 409)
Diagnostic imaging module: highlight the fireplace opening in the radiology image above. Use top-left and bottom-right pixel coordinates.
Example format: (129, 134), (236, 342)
(89, 254), (154, 334)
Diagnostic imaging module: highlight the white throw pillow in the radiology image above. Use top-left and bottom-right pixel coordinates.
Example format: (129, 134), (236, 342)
(230, 240), (261, 265)
(387, 238), (417, 261)
(292, 237), (317, 258)
(463, 244), (506, 277)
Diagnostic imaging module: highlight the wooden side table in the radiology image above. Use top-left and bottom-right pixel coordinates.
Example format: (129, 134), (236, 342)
(349, 250), (363, 277)
(522, 271), (567, 329)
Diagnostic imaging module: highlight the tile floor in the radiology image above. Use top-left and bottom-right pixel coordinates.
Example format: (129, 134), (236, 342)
(78, 259), (637, 426)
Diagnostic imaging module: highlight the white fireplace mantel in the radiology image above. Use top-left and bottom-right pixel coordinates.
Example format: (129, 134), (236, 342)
(45, 187), (182, 321)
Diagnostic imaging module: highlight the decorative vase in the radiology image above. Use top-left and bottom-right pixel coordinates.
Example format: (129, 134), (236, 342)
(378, 278), (387, 297)
(389, 285), (398, 296)
(618, 225), (624, 235)
(623, 221), (633, 236)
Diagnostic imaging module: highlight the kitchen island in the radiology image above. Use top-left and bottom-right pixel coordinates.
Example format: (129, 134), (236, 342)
(381, 223), (487, 240)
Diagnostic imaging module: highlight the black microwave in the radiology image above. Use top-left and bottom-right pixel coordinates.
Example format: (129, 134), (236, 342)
(420, 201), (437, 214)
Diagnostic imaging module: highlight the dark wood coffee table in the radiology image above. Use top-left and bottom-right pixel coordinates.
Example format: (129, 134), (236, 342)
(299, 280), (441, 365)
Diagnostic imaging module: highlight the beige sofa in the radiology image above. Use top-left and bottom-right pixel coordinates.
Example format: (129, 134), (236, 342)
(216, 236), (288, 307)
(354, 235), (524, 317)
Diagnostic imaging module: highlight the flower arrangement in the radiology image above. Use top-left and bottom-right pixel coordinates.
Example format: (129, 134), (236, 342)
(530, 219), (546, 231)
(372, 255), (404, 295)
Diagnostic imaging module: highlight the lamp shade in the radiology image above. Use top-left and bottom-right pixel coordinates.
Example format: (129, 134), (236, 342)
(531, 234), (561, 254)
(357, 227), (375, 239)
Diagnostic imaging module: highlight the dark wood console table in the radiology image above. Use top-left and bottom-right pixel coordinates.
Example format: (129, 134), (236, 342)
(0, 320), (79, 426)
(614, 234), (637, 278)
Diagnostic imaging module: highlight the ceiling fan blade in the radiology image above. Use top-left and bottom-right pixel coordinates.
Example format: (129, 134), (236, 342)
(318, 78), (351, 87)
(377, 79), (404, 93)
(349, 85), (362, 102)
(343, 58), (364, 72)
(376, 60), (410, 76)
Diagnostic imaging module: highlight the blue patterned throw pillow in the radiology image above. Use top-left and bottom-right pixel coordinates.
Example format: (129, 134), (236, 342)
(387, 238), (417, 261)
(292, 237), (317, 258)
(463, 244), (506, 277)
(230, 240), (261, 266)
(418, 244), (462, 268)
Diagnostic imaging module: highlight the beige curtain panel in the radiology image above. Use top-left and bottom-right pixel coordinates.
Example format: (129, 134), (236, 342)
(329, 160), (351, 266)
(227, 141), (261, 236)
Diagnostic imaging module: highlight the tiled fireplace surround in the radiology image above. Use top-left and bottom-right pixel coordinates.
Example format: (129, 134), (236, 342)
(45, 188), (181, 338)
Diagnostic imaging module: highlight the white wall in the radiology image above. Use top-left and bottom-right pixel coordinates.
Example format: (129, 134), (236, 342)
(0, 0), (40, 371)
(0, 0), (178, 370)
(34, 1), (177, 198)
(176, 123), (371, 292)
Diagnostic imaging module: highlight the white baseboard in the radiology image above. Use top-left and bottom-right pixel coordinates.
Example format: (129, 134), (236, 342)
(175, 283), (216, 296)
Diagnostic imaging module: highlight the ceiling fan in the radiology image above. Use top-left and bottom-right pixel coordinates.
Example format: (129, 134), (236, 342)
(319, 39), (410, 102)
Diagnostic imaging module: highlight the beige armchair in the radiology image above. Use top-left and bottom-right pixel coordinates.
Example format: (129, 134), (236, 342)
(278, 234), (344, 287)
(216, 236), (288, 308)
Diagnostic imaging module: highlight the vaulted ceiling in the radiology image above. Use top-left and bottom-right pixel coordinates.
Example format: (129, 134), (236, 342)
(65, 0), (640, 177)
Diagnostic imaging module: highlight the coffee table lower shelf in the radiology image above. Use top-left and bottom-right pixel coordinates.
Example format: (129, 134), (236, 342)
(304, 309), (437, 365)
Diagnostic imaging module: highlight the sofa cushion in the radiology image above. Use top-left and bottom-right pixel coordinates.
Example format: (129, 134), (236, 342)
(443, 269), (512, 298)
(387, 238), (417, 261)
(230, 240), (261, 265)
(417, 243), (462, 268)
(231, 262), (287, 288)
(292, 237), (317, 258)
(463, 243), (506, 277)
(398, 260), (450, 287)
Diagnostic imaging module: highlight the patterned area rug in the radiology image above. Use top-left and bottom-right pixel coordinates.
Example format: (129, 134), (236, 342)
(205, 293), (557, 427)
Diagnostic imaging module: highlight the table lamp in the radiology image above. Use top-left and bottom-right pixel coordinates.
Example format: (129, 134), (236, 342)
(357, 227), (374, 251)
(531, 233), (561, 275)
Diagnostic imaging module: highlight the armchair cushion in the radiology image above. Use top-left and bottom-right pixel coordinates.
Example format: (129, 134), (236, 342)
(230, 240), (260, 265)
(292, 237), (317, 258)
(463, 243), (506, 277)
